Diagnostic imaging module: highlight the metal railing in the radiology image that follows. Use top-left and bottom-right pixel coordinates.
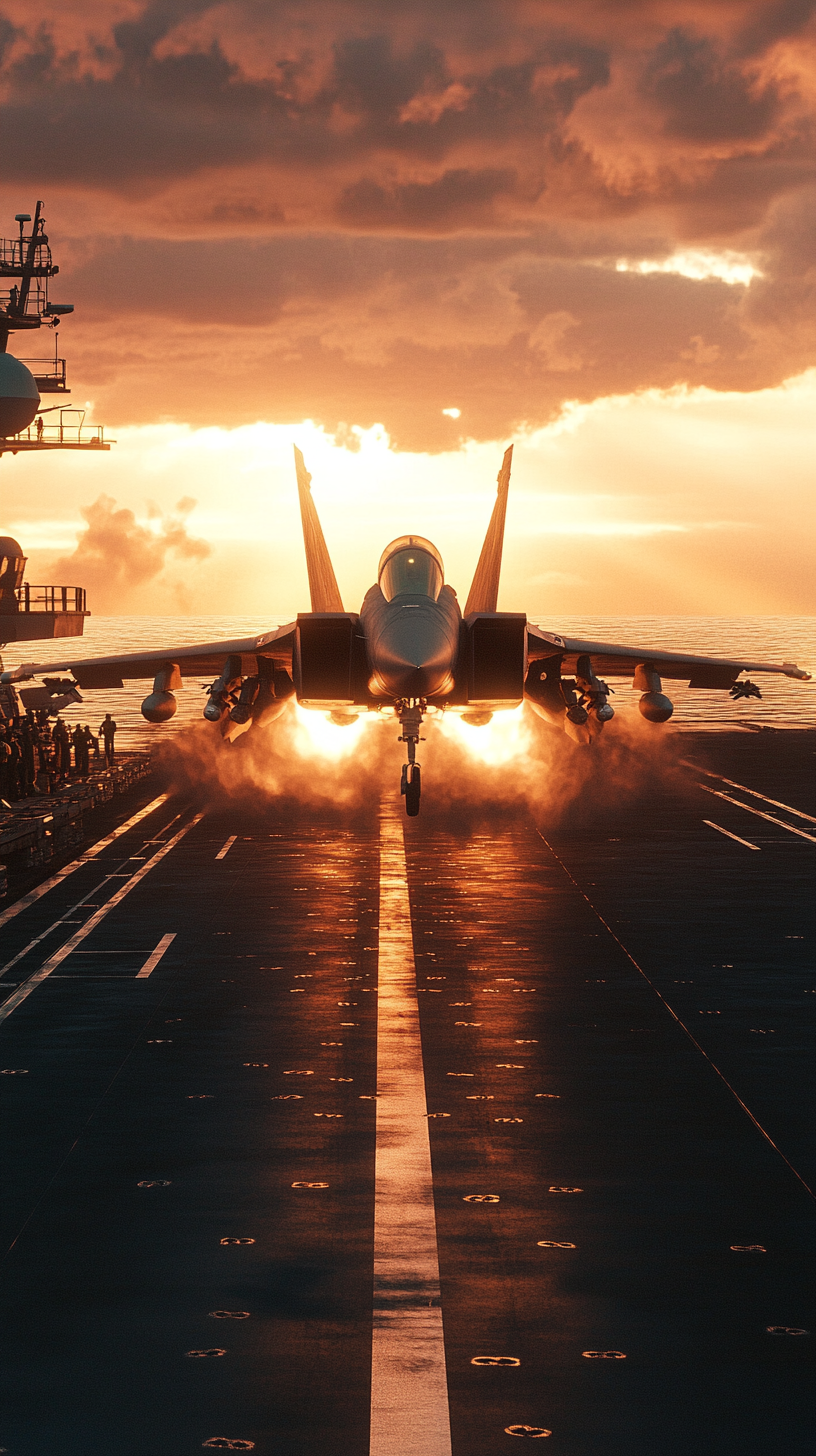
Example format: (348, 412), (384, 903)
(14, 584), (87, 614)
(20, 356), (67, 391)
(1, 281), (47, 315)
(0, 237), (52, 272)
(9, 410), (111, 448)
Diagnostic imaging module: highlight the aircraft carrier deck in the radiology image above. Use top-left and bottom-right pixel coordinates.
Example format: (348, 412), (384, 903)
(0, 729), (813, 1455)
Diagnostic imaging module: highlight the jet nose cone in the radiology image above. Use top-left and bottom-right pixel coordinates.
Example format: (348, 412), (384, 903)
(362, 591), (460, 700)
(379, 657), (439, 698)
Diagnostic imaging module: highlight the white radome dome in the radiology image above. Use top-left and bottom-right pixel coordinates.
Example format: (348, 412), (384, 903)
(0, 353), (40, 437)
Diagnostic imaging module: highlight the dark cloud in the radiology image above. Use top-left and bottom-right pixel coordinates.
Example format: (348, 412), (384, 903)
(641, 27), (782, 141)
(336, 168), (519, 228)
(1, 88), (261, 188)
(55, 229), (710, 331)
(756, 182), (816, 276)
(0, 1), (802, 207)
(53, 229), (815, 450)
(333, 33), (446, 120)
(0, 13), (15, 58)
(0, 21), (609, 190)
(332, 36), (609, 153)
(63, 233), (411, 323)
(112, 0), (218, 70)
(0, 0), (812, 441)
(742, 185), (816, 336)
(735, 0), (816, 56)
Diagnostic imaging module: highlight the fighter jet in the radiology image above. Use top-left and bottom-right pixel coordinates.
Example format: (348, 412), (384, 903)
(3, 446), (810, 815)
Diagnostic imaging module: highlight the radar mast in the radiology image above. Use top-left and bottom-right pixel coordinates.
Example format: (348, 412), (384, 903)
(0, 200), (113, 455)
(1, 202), (112, 667)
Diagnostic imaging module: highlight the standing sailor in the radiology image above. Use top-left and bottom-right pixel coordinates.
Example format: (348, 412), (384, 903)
(99, 713), (117, 768)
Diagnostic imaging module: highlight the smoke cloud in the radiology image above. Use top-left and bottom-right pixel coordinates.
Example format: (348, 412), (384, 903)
(155, 701), (689, 835)
(50, 493), (211, 611)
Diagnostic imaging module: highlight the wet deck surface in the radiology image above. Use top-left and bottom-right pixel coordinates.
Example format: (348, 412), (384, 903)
(1, 731), (814, 1455)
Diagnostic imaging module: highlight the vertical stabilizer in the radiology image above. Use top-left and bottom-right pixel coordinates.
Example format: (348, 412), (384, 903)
(293, 445), (344, 612)
(464, 444), (513, 616)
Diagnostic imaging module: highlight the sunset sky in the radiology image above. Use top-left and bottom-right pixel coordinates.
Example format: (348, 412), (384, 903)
(0, 0), (814, 617)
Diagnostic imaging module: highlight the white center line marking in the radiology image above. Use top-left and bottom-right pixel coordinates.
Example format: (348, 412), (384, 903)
(370, 800), (452, 1456)
(698, 785), (816, 843)
(684, 764), (816, 824)
(703, 820), (761, 850)
(215, 836), (237, 860)
(0, 814), (204, 1023)
(0, 794), (169, 929)
(136, 933), (177, 978)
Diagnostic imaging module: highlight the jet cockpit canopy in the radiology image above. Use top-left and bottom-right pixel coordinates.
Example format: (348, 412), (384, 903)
(378, 536), (443, 602)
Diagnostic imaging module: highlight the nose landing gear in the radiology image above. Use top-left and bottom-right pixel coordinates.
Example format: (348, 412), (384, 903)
(397, 699), (425, 816)
(401, 762), (421, 816)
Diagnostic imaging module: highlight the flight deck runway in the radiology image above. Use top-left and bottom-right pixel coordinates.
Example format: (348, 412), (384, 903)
(0, 731), (814, 1455)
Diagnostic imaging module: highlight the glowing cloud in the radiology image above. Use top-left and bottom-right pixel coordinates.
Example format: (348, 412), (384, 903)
(615, 253), (760, 287)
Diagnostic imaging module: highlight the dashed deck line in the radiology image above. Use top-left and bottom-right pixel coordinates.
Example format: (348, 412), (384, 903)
(703, 819), (760, 850)
(0, 814), (204, 1023)
(136, 933), (177, 978)
(685, 763), (816, 824)
(537, 829), (816, 1202)
(698, 785), (816, 843)
(0, 814), (184, 980)
(0, 794), (170, 929)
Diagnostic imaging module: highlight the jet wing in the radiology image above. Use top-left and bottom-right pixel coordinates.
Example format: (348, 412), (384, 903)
(527, 624), (810, 688)
(4, 622), (297, 689)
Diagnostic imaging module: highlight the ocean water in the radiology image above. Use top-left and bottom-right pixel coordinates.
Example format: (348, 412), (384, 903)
(3, 614), (813, 751)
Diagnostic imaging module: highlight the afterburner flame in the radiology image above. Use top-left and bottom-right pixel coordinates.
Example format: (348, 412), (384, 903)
(294, 701), (535, 770)
(438, 706), (532, 766)
(292, 704), (377, 761)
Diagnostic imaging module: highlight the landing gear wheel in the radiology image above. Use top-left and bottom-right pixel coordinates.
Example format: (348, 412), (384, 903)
(404, 764), (421, 817)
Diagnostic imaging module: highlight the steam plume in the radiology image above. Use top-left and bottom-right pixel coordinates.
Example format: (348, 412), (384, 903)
(156, 703), (688, 834)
